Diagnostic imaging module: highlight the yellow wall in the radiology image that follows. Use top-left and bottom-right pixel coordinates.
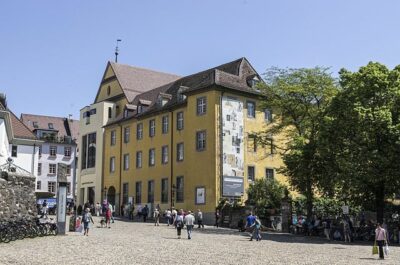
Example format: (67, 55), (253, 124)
(101, 88), (287, 215)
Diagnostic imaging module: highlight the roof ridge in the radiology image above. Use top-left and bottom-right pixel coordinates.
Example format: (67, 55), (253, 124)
(21, 113), (78, 121)
(109, 61), (181, 78)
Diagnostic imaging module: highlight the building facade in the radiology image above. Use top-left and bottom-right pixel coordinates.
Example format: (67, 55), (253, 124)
(0, 94), (41, 177)
(21, 114), (79, 200)
(99, 58), (286, 222)
(77, 62), (179, 207)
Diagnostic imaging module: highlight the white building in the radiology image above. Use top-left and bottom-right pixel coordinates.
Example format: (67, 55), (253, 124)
(21, 114), (79, 200)
(0, 94), (41, 176)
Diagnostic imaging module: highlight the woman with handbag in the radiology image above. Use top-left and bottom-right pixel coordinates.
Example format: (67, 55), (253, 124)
(375, 223), (387, 259)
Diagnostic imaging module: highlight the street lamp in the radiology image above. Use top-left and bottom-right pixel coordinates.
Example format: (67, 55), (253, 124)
(104, 186), (108, 202)
(171, 184), (176, 208)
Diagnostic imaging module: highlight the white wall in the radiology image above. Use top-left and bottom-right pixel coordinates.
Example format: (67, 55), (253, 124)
(0, 118), (10, 165)
(9, 143), (38, 175)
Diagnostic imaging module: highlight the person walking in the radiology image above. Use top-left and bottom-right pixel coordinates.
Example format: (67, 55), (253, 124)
(343, 219), (351, 243)
(171, 208), (177, 228)
(82, 208), (94, 236)
(375, 223), (387, 260)
(175, 210), (184, 239)
(142, 205), (149, 222)
(154, 208), (160, 226)
(184, 211), (195, 239)
(254, 216), (262, 241)
(323, 218), (331, 240)
(105, 206), (112, 228)
(245, 212), (256, 241)
(215, 209), (220, 228)
(197, 209), (204, 229)
(109, 203), (115, 223)
(165, 209), (172, 226)
(95, 202), (101, 217)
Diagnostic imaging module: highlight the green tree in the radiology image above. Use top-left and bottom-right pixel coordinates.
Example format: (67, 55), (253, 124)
(257, 67), (338, 220)
(320, 62), (400, 223)
(246, 178), (287, 218)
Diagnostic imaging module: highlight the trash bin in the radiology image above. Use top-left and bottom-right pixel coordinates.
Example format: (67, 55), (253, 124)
(69, 215), (76, 232)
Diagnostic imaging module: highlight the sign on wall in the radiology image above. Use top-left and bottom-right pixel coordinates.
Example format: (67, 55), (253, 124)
(196, 187), (206, 204)
(222, 176), (244, 197)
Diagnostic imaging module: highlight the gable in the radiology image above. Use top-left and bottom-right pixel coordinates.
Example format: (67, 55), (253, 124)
(95, 63), (126, 103)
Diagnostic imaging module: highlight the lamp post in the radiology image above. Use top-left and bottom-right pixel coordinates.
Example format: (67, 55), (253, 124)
(171, 184), (176, 208)
(104, 186), (108, 202)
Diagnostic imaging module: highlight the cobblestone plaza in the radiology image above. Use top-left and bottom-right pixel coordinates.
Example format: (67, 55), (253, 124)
(0, 217), (398, 265)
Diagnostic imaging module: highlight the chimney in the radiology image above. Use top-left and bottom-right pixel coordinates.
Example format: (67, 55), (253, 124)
(0, 93), (6, 108)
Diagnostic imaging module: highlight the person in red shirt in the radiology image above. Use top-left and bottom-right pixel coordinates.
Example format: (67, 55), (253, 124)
(105, 206), (112, 228)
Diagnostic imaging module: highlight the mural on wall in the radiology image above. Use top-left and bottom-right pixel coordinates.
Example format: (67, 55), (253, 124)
(222, 96), (244, 178)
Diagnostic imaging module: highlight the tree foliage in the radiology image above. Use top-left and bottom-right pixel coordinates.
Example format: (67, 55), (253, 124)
(246, 178), (287, 218)
(257, 67), (339, 219)
(319, 62), (400, 222)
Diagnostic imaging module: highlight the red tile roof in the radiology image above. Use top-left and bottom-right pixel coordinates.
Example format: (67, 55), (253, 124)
(9, 111), (36, 140)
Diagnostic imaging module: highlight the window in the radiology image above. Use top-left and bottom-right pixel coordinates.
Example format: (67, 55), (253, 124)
(248, 135), (257, 152)
(50, 146), (57, 157)
(48, 181), (56, 193)
(177, 112), (184, 130)
(248, 166), (255, 182)
(36, 181), (41, 190)
(149, 148), (155, 166)
(81, 133), (96, 169)
(64, 147), (71, 157)
(149, 119), (155, 137)
(66, 165), (71, 175)
(136, 151), (142, 168)
(124, 127), (130, 143)
(196, 131), (206, 151)
(123, 183), (129, 205)
(38, 163), (42, 175)
(148, 180), (154, 203)
(49, 164), (56, 175)
(137, 123), (143, 140)
(11, 145), (17, 157)
(267, 138), (275, 154)
(137, 105), (143, 114)
(107, 85), (111, 95)
(177, 143), (184, 161)
(264, 109), (273, 123)
(135, 182), (142, 204)
(162, 116), (169, 134)
(108, 107), (112, 119)
(176, 176), (184, 203)
(110, 157), (115, 173)
(266, 168), (274, 180)
(33, 122), (39, 128)
(48, 123), (54, 129)
(38, 145), (42, 157)
(90, 108), (96, 115)
(123, 154), (130, 170)
(161, 145), (168, 164)
(66, 183), (71, 194)
(197, 97), (207, 115)
(247, 101), (255, 118)
(161, 178), (168, 203)
(111, 130), (116, 146)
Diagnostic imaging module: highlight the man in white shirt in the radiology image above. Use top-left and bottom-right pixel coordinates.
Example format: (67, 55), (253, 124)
(184, 211), (195, 239)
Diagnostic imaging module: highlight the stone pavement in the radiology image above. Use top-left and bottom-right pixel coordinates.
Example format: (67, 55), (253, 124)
(0, 216), (399, 265)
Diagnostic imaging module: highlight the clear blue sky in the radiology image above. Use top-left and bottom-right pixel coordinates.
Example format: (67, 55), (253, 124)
(1, 0), (400, 119)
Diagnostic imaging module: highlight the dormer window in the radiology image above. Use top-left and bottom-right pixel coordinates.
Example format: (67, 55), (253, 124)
(177, 86), (188, 102)
(137, 105), (143, 114)
(247, 76), (260, 88)
(33, 122), (39, 128)
(48, 123), (54, 129)
(123, 109), (129, 118)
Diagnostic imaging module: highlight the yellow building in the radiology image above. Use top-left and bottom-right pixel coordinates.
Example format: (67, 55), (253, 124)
(98, 58), (285, 222)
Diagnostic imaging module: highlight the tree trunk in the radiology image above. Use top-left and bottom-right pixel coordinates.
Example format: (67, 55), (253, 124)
(375, 182), (385, 224)
(306, 180), (313, 221)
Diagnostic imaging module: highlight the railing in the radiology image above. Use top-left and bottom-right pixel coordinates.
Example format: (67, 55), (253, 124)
(38, 136), (76, 144)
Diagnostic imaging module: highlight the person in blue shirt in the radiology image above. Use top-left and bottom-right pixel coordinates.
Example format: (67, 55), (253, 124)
(245, 212), (256, 241)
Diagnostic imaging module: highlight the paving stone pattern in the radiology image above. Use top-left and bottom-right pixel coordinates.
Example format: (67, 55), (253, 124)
(0, 216), (399, 265)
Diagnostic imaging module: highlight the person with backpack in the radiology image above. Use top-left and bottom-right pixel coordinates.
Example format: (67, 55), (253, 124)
(82, 208), (94, 236)
(175, 210), (184, 239)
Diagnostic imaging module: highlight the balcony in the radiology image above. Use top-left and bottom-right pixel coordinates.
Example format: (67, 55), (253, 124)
(38, 135), (76, 144)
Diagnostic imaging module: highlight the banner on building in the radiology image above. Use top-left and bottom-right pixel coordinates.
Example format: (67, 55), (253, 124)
(222, 176), (244, 197)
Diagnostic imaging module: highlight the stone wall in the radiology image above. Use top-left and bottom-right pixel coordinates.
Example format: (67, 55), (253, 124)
(0, 172), (36, 220)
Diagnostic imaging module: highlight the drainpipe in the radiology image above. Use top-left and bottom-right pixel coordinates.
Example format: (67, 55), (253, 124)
(72, 142), (77, 202)
(119, 124), (123, 215)
(219, 92), (225, 204)
(31, 142), (36, 176)
(170, 110), (174, 209)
